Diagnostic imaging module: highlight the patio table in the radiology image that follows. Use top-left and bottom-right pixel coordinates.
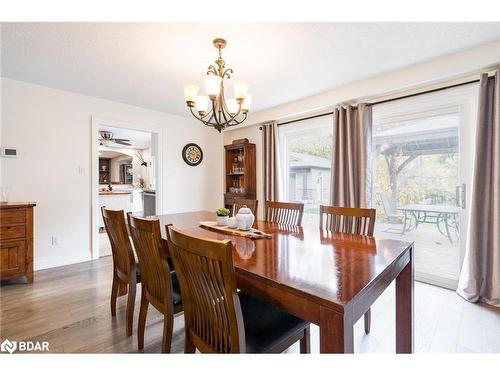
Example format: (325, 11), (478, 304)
(398, 204), (459, 243)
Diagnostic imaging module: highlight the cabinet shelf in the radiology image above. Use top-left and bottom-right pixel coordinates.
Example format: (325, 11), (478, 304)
(224, 141), (256, 210)
(99, 157), (111, 184)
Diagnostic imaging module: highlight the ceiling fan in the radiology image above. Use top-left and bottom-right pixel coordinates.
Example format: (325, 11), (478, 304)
(99, 131), (131, 146)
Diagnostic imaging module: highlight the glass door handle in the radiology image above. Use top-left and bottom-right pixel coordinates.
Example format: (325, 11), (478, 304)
(456, 184), (466, 209)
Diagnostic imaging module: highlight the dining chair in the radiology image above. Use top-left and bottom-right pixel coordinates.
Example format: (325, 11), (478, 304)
(319, 205), (376, 236)
(232, 197), (258, 216)
(265, 201), (304, 226)
(127, 213), (183, 353)
(166, 225), (311, 354)
(319, 205), (376, 334)
(101, 207), (140, 337)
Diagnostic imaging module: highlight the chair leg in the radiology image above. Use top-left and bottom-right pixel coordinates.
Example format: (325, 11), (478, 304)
(137, 290), (148, 350)
(161, 312), (174, 353)
(184, 332), (196, 353)
(364, 308), (371, 334)
(125, 281), (136, 337)
(299, 326), (311, 354)
(110, 271), (119, 317)
(118, 282), (128, 296)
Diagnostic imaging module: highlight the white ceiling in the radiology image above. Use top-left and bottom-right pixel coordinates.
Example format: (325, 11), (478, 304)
(2, 22), (499, 116)
(99, 150), (130, 159)
(99, 126), (151, 149)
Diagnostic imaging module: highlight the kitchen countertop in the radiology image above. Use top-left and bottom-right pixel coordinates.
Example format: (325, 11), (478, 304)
(99, 191), (132, 195)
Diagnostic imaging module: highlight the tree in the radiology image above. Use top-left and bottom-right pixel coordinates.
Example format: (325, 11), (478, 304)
(381, 145), (418, 215)
(290, 135), (333, 159)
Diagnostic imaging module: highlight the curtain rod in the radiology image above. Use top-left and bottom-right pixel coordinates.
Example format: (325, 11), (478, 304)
(274, 76), (491, 127)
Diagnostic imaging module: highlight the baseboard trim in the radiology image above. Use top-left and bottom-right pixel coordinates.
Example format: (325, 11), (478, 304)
(34, 256), (92, 271)
(416, 271), (459, 290)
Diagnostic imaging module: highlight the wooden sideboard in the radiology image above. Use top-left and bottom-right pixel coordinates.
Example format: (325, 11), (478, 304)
(0, 202), (36, 283)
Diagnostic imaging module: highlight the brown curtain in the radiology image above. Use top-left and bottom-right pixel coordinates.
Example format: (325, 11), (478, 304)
(330, 104), (372, 208)
(458, 71), (500, 307)
(262, 121), (281, 201)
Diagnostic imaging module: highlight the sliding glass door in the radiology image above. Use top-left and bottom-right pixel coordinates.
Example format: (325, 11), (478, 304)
(279, 84), (477, 289)
(372, 84), (478, 289)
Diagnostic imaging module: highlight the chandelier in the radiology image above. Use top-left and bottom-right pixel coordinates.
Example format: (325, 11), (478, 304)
(183, 38), (251, 132)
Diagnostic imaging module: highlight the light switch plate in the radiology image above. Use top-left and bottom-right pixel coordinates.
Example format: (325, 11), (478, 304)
(1, 147), (18, 158)
(51, 236), (60, 246)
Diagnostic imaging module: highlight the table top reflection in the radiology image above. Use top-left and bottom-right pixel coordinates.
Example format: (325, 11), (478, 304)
(157, 211), (413, 312)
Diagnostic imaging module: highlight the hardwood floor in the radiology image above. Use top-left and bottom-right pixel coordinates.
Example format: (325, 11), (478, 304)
(1, 256), (499, 353)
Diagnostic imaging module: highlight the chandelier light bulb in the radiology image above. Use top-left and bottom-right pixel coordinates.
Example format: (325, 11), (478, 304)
(183, 84), (199, 104)
(205, 75), (222, 98)
(241, 94), (252, 112)
(226, 98), (239, 115)
(234, 80), (249, 100)
(195, 95), (209, 114)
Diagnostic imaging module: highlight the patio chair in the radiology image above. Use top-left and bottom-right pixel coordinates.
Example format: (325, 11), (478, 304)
(378, 192), (408, 234)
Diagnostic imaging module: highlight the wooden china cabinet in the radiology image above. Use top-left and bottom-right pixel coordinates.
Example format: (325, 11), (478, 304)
(224, 139), (256, 213)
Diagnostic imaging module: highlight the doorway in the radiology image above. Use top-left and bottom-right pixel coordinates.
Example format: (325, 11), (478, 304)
(372, 84), (478, 289)
(91, 117), (165, 259)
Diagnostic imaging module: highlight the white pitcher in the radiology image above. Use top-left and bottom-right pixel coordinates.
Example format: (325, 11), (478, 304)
(235, 206), (255, 231)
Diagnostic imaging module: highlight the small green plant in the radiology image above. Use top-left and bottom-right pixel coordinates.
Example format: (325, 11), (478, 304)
(216, 207), (230, 217)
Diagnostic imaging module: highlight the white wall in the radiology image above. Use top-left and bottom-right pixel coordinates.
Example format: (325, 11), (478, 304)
(246, 41), (500, 125)
(1, 78), (223, 270)
(139, 147), (152, 188)
(223, 41), (500, 219)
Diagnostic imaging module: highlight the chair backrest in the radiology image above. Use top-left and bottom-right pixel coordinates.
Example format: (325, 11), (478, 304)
(101, 207), (136, 279)
(232, 197), (258, 216)
(166, 225), (245, 353)
(264, 201), (304, 226)
(319, 205), (376, 236)
(127, 213), (173, 309)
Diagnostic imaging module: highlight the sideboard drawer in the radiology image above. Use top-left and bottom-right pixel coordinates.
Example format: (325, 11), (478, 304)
(0, 208), (26, 225)
(0, 225), (26, 240)
(0, 240), (26, 279)
(0, 203), (35, 283)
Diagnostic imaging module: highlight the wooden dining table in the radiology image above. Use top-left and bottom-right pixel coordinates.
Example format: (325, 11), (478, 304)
(157, 211), (414, 354)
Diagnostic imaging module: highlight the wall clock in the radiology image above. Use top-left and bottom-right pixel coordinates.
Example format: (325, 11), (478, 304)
(182, 143), (203, 166)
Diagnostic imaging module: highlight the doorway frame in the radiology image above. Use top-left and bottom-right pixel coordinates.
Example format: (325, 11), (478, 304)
(91, 116), (166, 260)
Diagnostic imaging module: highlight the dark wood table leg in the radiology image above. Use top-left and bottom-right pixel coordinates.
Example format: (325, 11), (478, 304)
(319, 306), (354, 353)
(396, 245), (414, 353)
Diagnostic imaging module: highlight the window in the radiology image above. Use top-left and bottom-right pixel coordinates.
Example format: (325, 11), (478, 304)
(279, 116), (333, 228)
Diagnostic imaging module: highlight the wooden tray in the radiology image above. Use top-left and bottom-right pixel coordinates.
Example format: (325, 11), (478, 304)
(199, 221), (272, 239)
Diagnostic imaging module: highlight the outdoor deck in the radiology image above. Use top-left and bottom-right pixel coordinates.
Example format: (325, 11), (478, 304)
(375, 222), (460, 287)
